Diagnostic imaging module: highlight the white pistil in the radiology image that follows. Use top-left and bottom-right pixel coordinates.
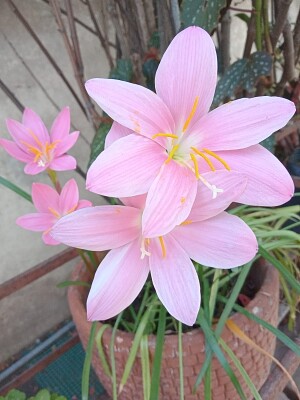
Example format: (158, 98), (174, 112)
(140, 238), (151, 259)
(38, 159), (46, 167)
(199, 176), (223, 199)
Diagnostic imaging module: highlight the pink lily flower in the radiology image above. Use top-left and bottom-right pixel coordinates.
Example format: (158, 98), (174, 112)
(17, 179), (92, 245)
(51, 172), (257, 325)
(0, 107), (79, 174)
(85, 26), (295, 238)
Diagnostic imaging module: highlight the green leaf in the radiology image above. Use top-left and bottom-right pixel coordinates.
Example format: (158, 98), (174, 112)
(6, 390), (26, 400)
(34, 390), (50, 400)
(213, 51), (272, 106)
(148, 31), (160, 49)
(120, 304), (156, 391)
(235, 13), (251, 24)
(219, 338), (262, 400)
(110, 59), (133, 82)
(197, 309), (247, 400)
(260, 135), (275, 153)
(181, 0), (227, 33)
(259, 245), (300, 294)
(110, 312), (123, 400)
(81, 322), (97, 400)
(95, 324), (112, 378)
(57, 280), (90, 288)
(88, 122), (112, 169)
(0, 176), (32, 203)
(218, 295), (300, 357)
(142, 59), (159, 91)
(140, 335), (151, 400)
(149, 305), (167, 400)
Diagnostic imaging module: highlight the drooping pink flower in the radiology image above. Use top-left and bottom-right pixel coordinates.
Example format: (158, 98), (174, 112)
(17, 179), (92, 245)
(51, 173), (257, 325)
(85, 26), (295, 238)
(0, 107), (79, 174)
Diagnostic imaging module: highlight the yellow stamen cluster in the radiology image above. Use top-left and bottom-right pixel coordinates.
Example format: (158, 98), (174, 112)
(21, 130), (60, 166)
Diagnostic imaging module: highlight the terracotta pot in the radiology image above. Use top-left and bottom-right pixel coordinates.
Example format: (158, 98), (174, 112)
(68, 259), (279, 400)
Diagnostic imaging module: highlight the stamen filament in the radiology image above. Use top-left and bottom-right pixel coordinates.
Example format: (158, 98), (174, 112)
(152, 133), (178, 140)
(180, 220), (193, 226)
(165, 144), (179, 164)
(158, 236), (166, 258)
(191, 147), (216, 171)
(203, 149), (231, 171)
(182, 96), (199, 132)
(48, 207), (60, 218)
(190, 153), (200, 179)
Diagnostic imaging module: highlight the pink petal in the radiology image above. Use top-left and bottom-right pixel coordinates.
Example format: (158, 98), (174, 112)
(216, 145), (294, 206)
(105, 122), (132, 149)
(86, 134), (166, 196)
(85, 78), (175, 146)
(55, 131), (79, 156)
(191, 97), (296, 150)
(142, 160), (197, 237)
(188, 171), (248, 222)
(120, 194), (147, 210)
(51, 205), (141, 251)
(172, 212), (258, 268)
(149, 234), (200, 326)
(155, 26), (217, 132)
(16, 213), (55, 231)
(6, 119), (37, 151)
(43, 231), (60, 245)
(31, 182), (60, 213)
(49, 155), (76, 171)
(24, 162), (48, 175)
(87, 239), (149, 321)
(50, 107), (71, 141)
(0, 138), (32, 162)
(22, 108), (50, 143)
(77, 200), (93, 209)
(59, 179), (79, 215)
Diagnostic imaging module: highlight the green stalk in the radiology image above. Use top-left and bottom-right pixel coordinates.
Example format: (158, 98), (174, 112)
(82, 322), (97, 400)
(178, 322), (184, 400)
(110, 312), (124, 400)
(47, 169), (61, 192)
(149, 305), (167, 400)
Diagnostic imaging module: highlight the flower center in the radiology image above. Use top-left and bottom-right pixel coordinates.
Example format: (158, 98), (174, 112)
(140, 236), (166, 259)
(21, 131), (59, 167)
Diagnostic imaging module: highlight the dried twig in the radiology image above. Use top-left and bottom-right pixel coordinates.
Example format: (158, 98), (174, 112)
(0, 79), (24, 112)
(275, 21), (295, 96)
(107, 0), (130, 58)
(49, 0), (100, 128)
(293, 8), (300, 66)
(271, 0), (293, 48)
(243, 11), (256, 58)
(85, 0), (114, 69)
(6, 0), (87, 117)
(220, 10), (231, 71)
(170, 0), (181, 34)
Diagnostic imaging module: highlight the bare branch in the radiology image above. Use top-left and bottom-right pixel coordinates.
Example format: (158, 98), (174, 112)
(293, 7), (300, 65)
(85, 0), (114, 69)
(220, 10), (231, 71)
(170, 0), (181, 34)
(6, 0), (87, 116)
(243, 11), (256, 58)
(274, 21), (295, 96)
(0, 79), (24, 112)
(271, 0), (293, 48)
(107, 0), (130, 58)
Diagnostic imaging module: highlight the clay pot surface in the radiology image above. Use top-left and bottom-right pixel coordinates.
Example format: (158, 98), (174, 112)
(68, 259), (279, 400)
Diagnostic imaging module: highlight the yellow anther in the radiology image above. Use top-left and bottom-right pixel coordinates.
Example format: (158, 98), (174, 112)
(190, 153), (200, 179)
(158, 236), (166, 258)
(180, 220), (193, 226)
(165, 144), (179, 164)
(29, 130), (44, 148)
(203, 149), (231, 171)
(48, 207), (60, 218)
(191, 147), (216, 171)
(152, 133), (178, 140)
(182, 96), (199, 132)
(67, 205), (77, 214)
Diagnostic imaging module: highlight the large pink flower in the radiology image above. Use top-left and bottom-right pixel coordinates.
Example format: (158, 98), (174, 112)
(85, 26), (295, 238)
(17, 179), (92, 245)
(51, 173), (257, 325)
(0, 107), (79, 174)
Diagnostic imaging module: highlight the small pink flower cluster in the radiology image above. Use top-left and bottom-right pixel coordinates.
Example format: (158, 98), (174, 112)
(1, 27), (295, 325)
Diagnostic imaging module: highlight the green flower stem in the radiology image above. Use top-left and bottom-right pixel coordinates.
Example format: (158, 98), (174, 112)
(77, 249), (95, 278)
(255, 0), (263, 51)
(47, 169), (62, 193)
(178, 322), (184, 400)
